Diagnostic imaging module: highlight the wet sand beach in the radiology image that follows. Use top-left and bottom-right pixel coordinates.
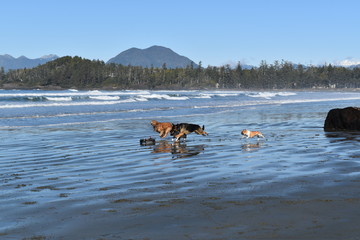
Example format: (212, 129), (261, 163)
(1, 90), (360, 239)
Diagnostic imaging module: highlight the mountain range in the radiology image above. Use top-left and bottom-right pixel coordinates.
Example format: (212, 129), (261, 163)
(0, 46), (198, 71)
(1, 46), (359, 71)
(0, 54), (59, 71)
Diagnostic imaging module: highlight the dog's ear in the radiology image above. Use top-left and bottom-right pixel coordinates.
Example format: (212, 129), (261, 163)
(202, 125), (205, 130)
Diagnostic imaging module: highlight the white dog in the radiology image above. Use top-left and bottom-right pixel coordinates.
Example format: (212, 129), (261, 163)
(241, 129), (265, 139)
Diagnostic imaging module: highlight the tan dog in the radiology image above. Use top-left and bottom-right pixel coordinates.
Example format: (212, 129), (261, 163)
(170, 123), (208, 142)
(241, 129), (265, 139)
(151, 120), (173, 138)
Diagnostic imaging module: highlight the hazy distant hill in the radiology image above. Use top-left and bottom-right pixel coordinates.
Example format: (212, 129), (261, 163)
(107, 46), (198, 68)
(348, 64), (360, 69)
(0, 54), (59, 71)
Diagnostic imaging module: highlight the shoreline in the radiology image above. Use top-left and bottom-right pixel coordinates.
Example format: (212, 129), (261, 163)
(1, 83), (359, 92)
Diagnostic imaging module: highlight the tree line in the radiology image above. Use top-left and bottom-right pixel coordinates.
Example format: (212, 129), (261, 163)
(0, 56), (360, 90)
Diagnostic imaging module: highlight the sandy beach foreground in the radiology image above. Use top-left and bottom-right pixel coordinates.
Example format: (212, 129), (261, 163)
(1, 90), (360, 239)
(6, 185), (359, 240)
(1, 123), (360, 240)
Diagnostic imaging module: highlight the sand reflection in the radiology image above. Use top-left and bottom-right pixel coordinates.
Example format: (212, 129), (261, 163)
(152, 140), (205, 159)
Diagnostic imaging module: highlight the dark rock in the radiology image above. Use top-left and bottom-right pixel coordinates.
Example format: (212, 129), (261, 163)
(324, 107), (360, 131)
(140, 137), (156, 146)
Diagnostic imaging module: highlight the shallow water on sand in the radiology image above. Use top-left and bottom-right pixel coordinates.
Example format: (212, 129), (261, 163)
(1, 90), (360, 239)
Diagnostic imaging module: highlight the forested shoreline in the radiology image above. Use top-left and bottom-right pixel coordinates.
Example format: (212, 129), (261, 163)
(1, 56), (360, 90)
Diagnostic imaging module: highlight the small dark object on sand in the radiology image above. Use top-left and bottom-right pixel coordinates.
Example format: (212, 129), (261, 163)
(140, 137), (156, 146)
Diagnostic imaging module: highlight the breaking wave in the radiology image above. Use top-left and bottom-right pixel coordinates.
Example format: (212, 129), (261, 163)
(89, 96), (121, 101)
(0, 99), (135, 109)
(246, 91), (297, 99)
(45, 97), (73, 101)
(2, 89), (360, 128)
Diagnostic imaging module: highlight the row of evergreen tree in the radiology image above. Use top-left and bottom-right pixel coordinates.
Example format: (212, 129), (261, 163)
(1, 56), (360, 89)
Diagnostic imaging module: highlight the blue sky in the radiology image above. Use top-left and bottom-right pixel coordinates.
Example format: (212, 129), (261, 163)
(1, 0), (360, 66)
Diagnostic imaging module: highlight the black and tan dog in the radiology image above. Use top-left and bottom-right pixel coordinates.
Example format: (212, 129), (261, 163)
(171, 123), (208, 142)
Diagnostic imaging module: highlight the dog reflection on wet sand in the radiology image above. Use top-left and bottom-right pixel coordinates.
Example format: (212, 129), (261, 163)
(152, 140), (205, 159)
(242, 142), (261, 152)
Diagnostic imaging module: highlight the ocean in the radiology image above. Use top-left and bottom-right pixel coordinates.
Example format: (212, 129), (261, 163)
(1, 89), (360, 239)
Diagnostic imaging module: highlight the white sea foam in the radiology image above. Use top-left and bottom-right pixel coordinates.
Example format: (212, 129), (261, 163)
(0, 107), (165, 122)
(89, 96), (120, 101)
(0, 90), (178, 100)
(134, 97), (149, 102)
(0, 90), (149, 98)
(194, 92), (240, 98)
(191, 95), (360, 110)
(137, 94), (189, 101)
(277, 92), (297, 97)
(0, 99), (136, 109)
(1, 90), (360, 112)
(194, 95), (212, 99)
(123, 90), (151, 95)
(246, 91), (297, 99)
(195, 92), (240, 98)
(164, 95), (189, 100)
(27, 97), (38, 100)
(214, 93), (240, 97)
(46, 97), (73, 101)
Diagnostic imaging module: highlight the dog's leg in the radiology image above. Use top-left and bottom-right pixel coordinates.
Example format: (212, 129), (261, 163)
(174, 133), (180, 142)
(174, 132), (185, 142)
(255, 134), (265, 140)
(163, 128), (171, 138)
(180, 134), (187, 142)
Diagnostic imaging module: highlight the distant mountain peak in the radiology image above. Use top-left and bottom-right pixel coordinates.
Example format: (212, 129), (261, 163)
(0, 54), (59, 71)
(147, 45), (172, 51)
(107, 46), (198, 68)
(2, 54), (14, 59)
(40, 54), (58, 59)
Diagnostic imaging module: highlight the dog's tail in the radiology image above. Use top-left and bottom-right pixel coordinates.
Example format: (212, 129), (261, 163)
(201, 125), (208, 136)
